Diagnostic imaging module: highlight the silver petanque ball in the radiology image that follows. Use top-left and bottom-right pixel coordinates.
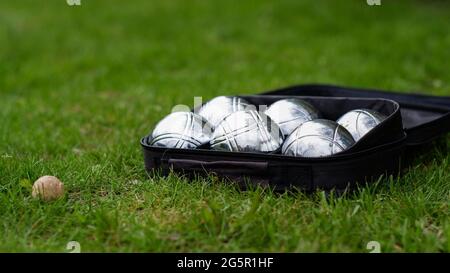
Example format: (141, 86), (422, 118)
(336, 109), (387, 141)
(211, 110), (284, 153)
(150, 112), (213, 149)
(197, 96), (252, 128)
(282, 119), (355, 157)
(265, 98), (320, 136)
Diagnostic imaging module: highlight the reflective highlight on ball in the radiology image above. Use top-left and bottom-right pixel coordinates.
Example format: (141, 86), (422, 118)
(211, 110), (284, 153)
(197, 96), (251, 128)
(265, 98), (320, 136)
(282, 119), (355, 157)
(336, 109), (387, 141)
(150, 112), (213, 149)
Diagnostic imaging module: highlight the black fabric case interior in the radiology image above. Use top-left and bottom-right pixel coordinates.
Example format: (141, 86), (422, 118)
(263, 84), (450, 146)
(241, 95), (403, 154)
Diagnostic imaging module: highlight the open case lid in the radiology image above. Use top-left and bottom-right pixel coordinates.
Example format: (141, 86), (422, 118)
(262, 84), (450, 146)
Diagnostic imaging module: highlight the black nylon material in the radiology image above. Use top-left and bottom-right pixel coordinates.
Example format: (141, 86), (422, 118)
(262, 84), (450, 146)
(141, 84), (450, 192)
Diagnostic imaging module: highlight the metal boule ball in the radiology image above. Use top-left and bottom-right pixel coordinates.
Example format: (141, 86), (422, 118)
(265, 98), (320, 136)
(336, 109), (387, 141)
(197, 96), (252, 128)
(211, 110), (284, 153)
(282, 119), (355, 157)
(150, 112), (213, 149)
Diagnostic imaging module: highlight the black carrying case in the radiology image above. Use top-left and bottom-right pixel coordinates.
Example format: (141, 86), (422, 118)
(141, 84), (450, 192)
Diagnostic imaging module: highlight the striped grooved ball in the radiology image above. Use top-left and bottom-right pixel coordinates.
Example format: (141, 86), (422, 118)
(337, 109), (387, 141)
(265, 98), (320, 137)
(197, 96), (251, 128)
(150, 112), (213, 149)
(211, 110), (284, 153)
(282, 119), (355, 157)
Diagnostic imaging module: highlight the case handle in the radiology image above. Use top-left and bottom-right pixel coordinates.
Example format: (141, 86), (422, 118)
(161, 158), (312, 190)
(165, 158), (268, 175)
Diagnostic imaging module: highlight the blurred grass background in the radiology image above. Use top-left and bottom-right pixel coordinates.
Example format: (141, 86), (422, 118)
(0, 0), (449, 252)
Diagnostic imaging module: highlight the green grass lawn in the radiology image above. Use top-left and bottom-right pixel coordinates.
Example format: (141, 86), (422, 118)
(1, 0), (449, 252)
